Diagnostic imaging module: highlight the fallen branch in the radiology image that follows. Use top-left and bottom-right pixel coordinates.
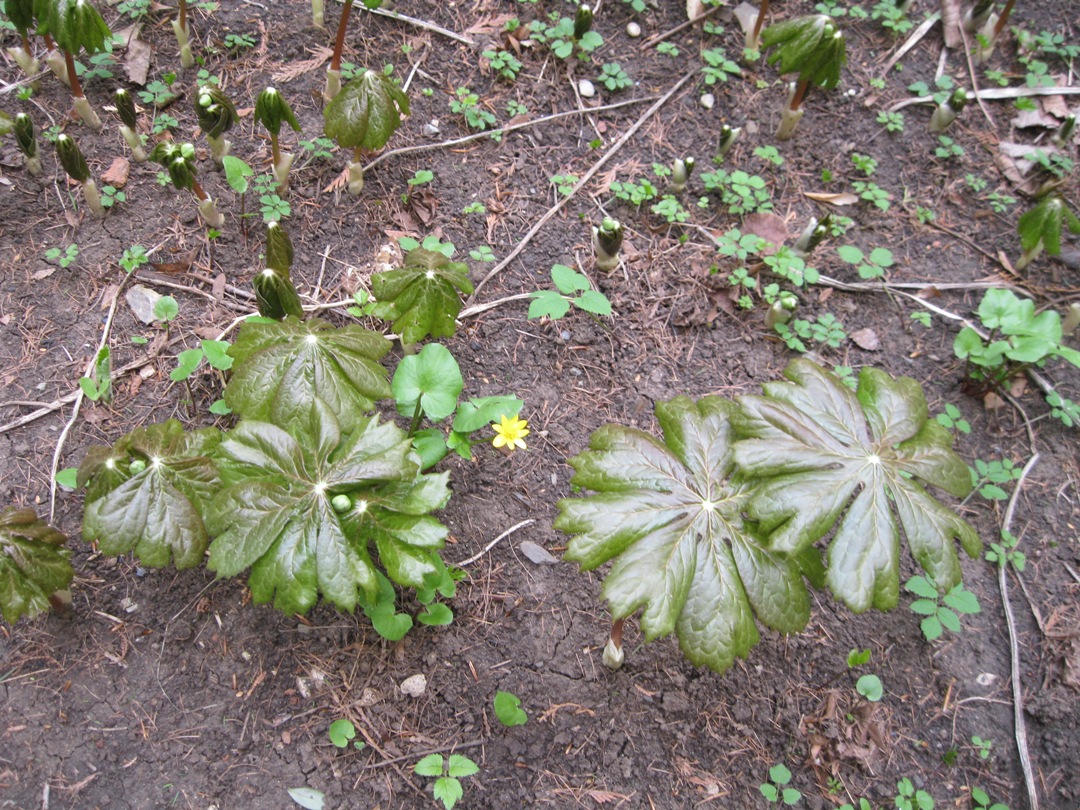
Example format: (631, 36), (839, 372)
(361, 5), (474, 46)
(470, 68), (700, 299)
(891, 84), (1080, 111)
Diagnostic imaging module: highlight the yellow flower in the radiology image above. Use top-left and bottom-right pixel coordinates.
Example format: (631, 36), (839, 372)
(491, 414), (529, 451)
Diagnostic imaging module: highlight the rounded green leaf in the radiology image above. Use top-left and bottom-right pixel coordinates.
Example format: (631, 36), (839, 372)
(414, 754), (445, 777)
(392, 343), (463, 422)
(493, 691), (528, 727)
(323, 69), (410, 151)
(328, 718), (356, 748)
(855, 673), (883, 701)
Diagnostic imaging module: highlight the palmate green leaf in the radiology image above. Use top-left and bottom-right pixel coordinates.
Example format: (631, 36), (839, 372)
(392, 343), (463, 422)
(761, 14), (847, 89)
(0, 507), (72, 624)
(37, 0), (112, 56)
(734, 359), (981, 613)
(207, 400), (451, 615)
(224, 316), (391, 433)
(1018, 195), (1080, 256)
(79, 421), (221, 569)
(323, 69), (410, 151)
(370, 248), (474, 344)
(556, 397), (811, 674)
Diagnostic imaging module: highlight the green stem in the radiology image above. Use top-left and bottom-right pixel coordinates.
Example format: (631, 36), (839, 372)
(408, 398), (425, 438)
(330, 0), (354, 71)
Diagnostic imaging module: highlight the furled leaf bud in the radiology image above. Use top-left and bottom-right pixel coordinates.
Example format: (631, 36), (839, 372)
(963, 0), (994, 33)
(114, 88), (138, 130)
(670, 157), (695, 193)
(195, 85), (238, 139)
(254, 268), (304, 320)
(168, 156), (196, 192)
(593, 217), (624, 271)
(254, 87), (301, 136)
(56, 134), (90, 183)
(717, 124), (742, 159)
(793, 215), (829, 257)
(929, 88), (967, 133)
(765, 293), (798, 328)
(574, 4), (594, 40)
(1052, 115), (1076, 148)
(266, 222), (294, 274)
(14, 113), (37, 159)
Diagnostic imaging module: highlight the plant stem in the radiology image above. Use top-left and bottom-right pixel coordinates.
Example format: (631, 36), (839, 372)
(191, 178), (209, 202)
(992, 0), (1015, 42)
(330, 0), (354, 71)
(408, 399), (425, 438)
(179, 0), (187, 31)
(749, 0), (769, 50)
(790, 79), (810, 111)
(64, 50), (84, 101)
(610, 617), (624, 648)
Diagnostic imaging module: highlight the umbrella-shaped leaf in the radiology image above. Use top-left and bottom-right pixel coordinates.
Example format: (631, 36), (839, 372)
(323, 69), (410, 151)
(80, 421), (221, 569)
(0, 507), (72, 624)
(734, 359), (980, 613)
(370, 248), (474, 344)
(761, 14), (847, 89)
(224, 316), (391, 432)
(39, 0), (112, 55)
(207, 400), (450, 615)
(556, 397), (811, 674)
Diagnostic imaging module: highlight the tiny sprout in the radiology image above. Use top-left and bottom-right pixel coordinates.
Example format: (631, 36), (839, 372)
(254, 87), (302, 193)
(792, 214), (830, 258)
(149, 142), (225, 228)
(929, 87), (967, 133)
(765, 292), (798, 328)
(574, 4), (594, 40)
(1052, 115), (1076, 149)
(331, 494), (353, 513)
(669, 157), (695, 193)
(717, 124), (742, 159)
(114, 89), (147, 162)
(14, 113), (42, 176)
(56, 134), (105, 219)
(128, 459), (146, 475)
(602, 617), (625, 671)
(195, 85), (238, 168)
(593, 217), (624, 271)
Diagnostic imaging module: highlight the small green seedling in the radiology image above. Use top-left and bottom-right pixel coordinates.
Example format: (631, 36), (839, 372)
(895, 777), (934, 810)
(45, 244), (80, 268)
(846, 648), (871, 668)
(119, 245), (149, 274)
(414, 754), (479, 810)
(836, 245), (894, 280)
(905, 576), (980, 641)
(328, 719), (365, 750)
(528, 264), (613, 320)
(856, 673), (883, 701)
(971, 735), (993, 760)
(154, 295), (180, 325)
(493, 691), (528, 727)
(79, 347), (112, 403)
(970, 786), (1008, 810)
(936, 403), (970, 434)
(986, 529), (1026, 571)
(759, 763), (801, 805)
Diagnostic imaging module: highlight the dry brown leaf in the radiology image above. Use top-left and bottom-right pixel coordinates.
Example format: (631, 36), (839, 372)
(804, 191), (859, 205)
(743, 212), (789, 249)
(850, 328), (881, 351)
(101, 157), (131, 188)
(273, 46), (333, 82)
(151, 248), (199, 275)
(123, 32), (152, 85)
(322, 166), (350, 194)
(31, 267), (57, 281)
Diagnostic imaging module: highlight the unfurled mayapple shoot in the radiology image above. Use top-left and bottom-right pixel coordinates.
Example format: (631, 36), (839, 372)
(149, 142), (224, 228)
(4, 0), (40, 77)
(323, 69), (410, 195)
(14, 113), (42, 176)
(1015, 194), (1080, 272)
(254, 87), (302, 193)
(760, 14), (847, 140)
(195, 84), (238, 168)
(113, 89), (147, 162)
(254, 222), (304, 320)
(56, 133), (104, 218)
(592, 217), (624, 271)
(36, 0), (113, 130)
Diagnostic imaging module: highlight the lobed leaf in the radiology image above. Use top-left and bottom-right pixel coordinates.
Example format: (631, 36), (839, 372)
(734, 359), (980, 613)
(370, 248), (473, 344)
(0, 507), (72, 624)
(323, 69), (410, 151)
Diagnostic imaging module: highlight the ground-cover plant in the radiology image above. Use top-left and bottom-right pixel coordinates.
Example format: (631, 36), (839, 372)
(895, 777), (934, 810)
(0, 506), (72, 623)
(700, 168), (773, 214)
(449, 87), (496, 131)
(760, 14), (847, 140)
(414, 753), (478, 810)
(528, 264), (612, 321)
(35, 0), (111, 129)
(323, 69), (410, 195)
(528, 4), (602, 60)
(195, 84), (238, 168)
(556, 360), (980, 672)
(483, 47), (522, 81)
(905, 575), (980, 641)
(929, 87), (968, 133)
(55, 133), (104, 218)
(759, 762), (801, 806)
(1015, 194), (1080, 271)
(255, 87), (302, 193)
(328, 718), (365, 750)
(837, 244), (894, 280)
(113, 88), (146, 162)
(493, 691), (528, 726)
(774, 312), (847, 351)
(149, 142), (225, 228)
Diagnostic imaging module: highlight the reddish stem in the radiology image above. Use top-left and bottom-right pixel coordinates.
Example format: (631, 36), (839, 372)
(64, 50), (84, 100)
(330, 0), (355, 72)
(992, 0), (1015, 41)
(609, 617), (625, 649)
(750, 0), (770, 46)
(271, 133), (281, 168)
(790, 79), (810, 111)
(178, 0), (187, 32)
(43, 33), (55, 52)
(21, 34), (31, 53)
(191, 178), (208, 201)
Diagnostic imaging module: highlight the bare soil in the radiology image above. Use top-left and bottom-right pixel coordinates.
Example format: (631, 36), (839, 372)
(1, 1), (1079, 809)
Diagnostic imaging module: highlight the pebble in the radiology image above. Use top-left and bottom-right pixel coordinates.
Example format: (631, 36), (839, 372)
(422, 119), (440, 137)
(700, 93), (715, 110)
(626, 22), (641, 38)
(578, 79), (596, 98)
(400, 673), (427, 697)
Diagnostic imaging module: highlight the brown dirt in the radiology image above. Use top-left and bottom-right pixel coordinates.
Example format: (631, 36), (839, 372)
(1, 1), (1079, 809)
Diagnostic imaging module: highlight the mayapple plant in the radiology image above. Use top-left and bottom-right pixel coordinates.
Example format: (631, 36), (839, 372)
(792, 214), (832, 259)
(172, 0), (195, 68)
(323, 69), (410, 195)
(369, 246), (473, 345)
(556, 359), (980, 673)
(593, 217), (624, 271)
(195, 84), (238, 168)
(963, 0), (994, 33)
(669, 157), (695, 193)
(975, 0), (1016, 63)
(149, 142), (225, 228)
(0, 506), (73, 624)
(255, 222), (304, 320)
(14, 113), (43, 176)
(323, 0), (385, 101)
(254, 87), (302, 194)
(929, 87), (968, 133)
(744, 0), (771, 52)
(113, 89), (146, 162)
(1052, 115), (1076, 148)
(36, 0), (113, 130)
(4, 0), (40, 77)
(1015, 194), (1080, 272)
(56, 133), (105, 218)
(761, 14), (847, 141)
(717, 124), (742, 160)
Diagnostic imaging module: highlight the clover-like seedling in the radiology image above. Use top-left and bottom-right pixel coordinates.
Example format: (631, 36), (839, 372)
(4, 0), (40, 77)
(761, 14), (847, 140)
(195, 85), (238, 168)
(528, 264), (613, 320)
(1016, 194), (1080, 271)
(323, 69), (410, 195)
(172, 0), (194, 67)
(254, 88), (302, 193)
(36, 0), (112, 130)
(14, 113), (42, 176)
(592, 217), (624, 271)
(149, 142), (225, 228)
(929, 87), (967, 133)
(759, 763), (801, 806)
(413, 754), (479, 810)
(56, 134), (105, 219)
(493, 691), (528, 727)
(328, 719), (365, 750)
(113, 89), (147, 162)
(905, 575), (980, 641)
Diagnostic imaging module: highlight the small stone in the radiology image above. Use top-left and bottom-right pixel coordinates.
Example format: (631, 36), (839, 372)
(520, 541), (558, 565)
(700, 93), (715, 110)
(400, 673), (427, 697)
(422, 119), (440, 137)
(626, 21), (641, 37)
(126, 284), (163, 325)
(101, 157), (130, 188)
(578, 79), (596, 98)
